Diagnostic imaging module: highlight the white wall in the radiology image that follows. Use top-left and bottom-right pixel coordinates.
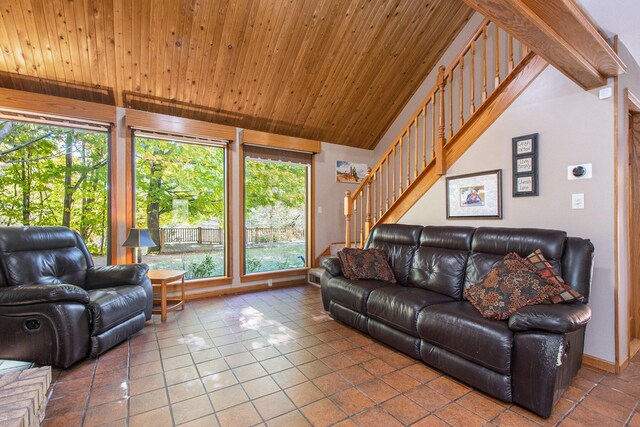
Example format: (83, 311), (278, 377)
(314, 142), (376, 258)
(398, 66), (616, 361)
(373, 13), (485, 160)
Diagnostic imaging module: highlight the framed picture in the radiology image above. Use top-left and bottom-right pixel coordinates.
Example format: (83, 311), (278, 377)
(446, 170), (502, 219)
(336, 161), (368, 183)
(513, 134), (536, 155)
(515, 156), (534, 173)
(512, 133), (539, 197)
(515, 174), (536, 195)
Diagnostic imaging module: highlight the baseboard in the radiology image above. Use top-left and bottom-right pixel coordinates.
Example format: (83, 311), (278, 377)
(619, 356), (630, 373)
(582, 354), (616, 373)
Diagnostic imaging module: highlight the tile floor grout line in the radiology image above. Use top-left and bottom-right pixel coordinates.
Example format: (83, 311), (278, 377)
(41, 285), (640, 426)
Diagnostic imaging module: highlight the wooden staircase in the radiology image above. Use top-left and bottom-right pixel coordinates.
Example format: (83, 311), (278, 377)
(344, 19), (548, 247)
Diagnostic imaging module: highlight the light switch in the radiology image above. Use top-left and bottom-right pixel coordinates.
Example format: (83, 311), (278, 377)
(572, 193), (585, 209)
(599, 87), (612, 99)
(317, 206), (323, 214)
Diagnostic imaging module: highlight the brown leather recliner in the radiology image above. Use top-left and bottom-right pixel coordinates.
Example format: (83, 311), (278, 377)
(0, 226), (153, 368)
(321, 224), (594, 418)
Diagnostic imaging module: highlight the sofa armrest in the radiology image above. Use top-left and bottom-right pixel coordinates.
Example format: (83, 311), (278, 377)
(321, 256), (342, 277)
(0, 284), (90, 306)
(86, 264), (149, 290)
(508, 303), (591, 334)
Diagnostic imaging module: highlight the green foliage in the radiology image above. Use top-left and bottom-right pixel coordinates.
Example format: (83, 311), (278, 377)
(134, 138), (226, 229)
(186, 255), (218, 280)
(0, 121), (108, 254)
(0, 122), (308, 277)
(245, 256), (262, 273)
(244, 159), (306, 211)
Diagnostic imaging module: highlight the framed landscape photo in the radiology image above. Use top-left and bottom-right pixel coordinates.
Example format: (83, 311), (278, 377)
(512, 133), (539, 197)
(446, 170), (502, 219)
(336, 161), (368, 183)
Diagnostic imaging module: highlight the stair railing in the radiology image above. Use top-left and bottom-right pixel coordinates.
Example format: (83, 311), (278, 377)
(345, 19), (530, 248)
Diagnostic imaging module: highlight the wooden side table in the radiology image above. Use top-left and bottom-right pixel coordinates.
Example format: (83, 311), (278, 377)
(148, 270), (186, 321)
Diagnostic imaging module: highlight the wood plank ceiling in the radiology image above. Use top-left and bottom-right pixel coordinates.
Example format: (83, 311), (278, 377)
(0, 0), (473, 149)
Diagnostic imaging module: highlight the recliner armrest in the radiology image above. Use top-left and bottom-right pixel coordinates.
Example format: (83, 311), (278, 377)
(508, 303), (591, 334)
(0, 284), (90, 306)
(86, 264), (149, 289)
(321, 256), (342, 277)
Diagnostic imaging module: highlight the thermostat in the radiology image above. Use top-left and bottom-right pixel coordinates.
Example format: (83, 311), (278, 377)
(567, 164), (592, 180)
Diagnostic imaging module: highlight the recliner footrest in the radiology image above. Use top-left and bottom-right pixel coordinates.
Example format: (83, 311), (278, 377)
(90, 312), (146, 357)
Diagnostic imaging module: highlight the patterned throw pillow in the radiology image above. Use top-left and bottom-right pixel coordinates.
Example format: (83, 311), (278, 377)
(464, 252), (561, 320)
(336, 250), (356, 279)
(336, 248), (397, 283)
(526, 249), (584, 304)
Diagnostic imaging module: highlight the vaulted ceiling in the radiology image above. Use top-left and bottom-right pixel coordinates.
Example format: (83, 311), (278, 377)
(0, 0), (473, 149)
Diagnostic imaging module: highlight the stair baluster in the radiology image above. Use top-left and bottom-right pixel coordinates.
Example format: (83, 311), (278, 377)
(344, 19), (545, 247)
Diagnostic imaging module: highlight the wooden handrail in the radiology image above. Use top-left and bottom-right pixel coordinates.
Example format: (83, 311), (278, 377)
(345, 19), (530, 247)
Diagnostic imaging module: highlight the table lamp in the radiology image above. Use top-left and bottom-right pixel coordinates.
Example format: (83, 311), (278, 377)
(123, 228), (156, 263)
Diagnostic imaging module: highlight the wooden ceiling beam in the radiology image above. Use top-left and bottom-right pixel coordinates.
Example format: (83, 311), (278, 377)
(463, 0), (626, 90)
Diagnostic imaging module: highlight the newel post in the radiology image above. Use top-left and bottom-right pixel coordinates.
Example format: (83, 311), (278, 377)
(436, 65), (447, 176)
(344, 191), (352, 248)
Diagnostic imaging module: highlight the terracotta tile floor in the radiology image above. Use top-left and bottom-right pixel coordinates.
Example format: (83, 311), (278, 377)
(41, 285), (640, 426)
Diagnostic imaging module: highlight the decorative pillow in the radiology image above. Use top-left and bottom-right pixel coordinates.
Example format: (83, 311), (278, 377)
(464, 252), (561, 320)
(526, 249), (584, 304)
(336, 250), (356, 279)
(336, 248), (396, 283)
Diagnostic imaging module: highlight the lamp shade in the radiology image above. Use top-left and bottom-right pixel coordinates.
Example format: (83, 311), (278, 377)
(122, 228), (156, 248)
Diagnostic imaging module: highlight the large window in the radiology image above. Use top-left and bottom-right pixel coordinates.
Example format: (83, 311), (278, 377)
(243, 145), (310, 274)
(134, 134), (227, 280)
(0, 119), (110, 265)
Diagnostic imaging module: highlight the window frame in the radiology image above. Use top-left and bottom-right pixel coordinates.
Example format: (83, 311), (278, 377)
(239, 143), (314, 282)
(0, 108), (115, 265)
(125, 109), (235, 288)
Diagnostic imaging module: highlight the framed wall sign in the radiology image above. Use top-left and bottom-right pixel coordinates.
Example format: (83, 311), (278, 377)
(446, 169), (502, 219)
(512, 133), (539, 197)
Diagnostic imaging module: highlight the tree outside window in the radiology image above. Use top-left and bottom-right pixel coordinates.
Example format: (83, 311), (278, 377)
(0, 120), (109, 264)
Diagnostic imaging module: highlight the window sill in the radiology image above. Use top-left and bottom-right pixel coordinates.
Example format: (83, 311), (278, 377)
(240, 268), (309, 283)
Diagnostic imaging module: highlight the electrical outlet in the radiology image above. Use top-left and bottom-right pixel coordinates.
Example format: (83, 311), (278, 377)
(267, 279), (273, 287)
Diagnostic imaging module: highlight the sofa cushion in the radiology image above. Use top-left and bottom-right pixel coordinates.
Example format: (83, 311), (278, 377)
(365, 224), (423, 285)
(337, 248), (396, 283)
(409, 247), (468, 299)
(2, 247), (88, 287)
(417, 301), (514, 375)
(367, 287), (454, 336)
(561, 237), (594, 302)
(464, 253), (561, 320)
(88, 285), (148, 335)
(325, 277), (393, 314)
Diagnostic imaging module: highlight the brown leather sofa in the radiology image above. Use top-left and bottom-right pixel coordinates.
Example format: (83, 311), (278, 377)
(0, 226), (153, 368)
(321, 224), (594, 418)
